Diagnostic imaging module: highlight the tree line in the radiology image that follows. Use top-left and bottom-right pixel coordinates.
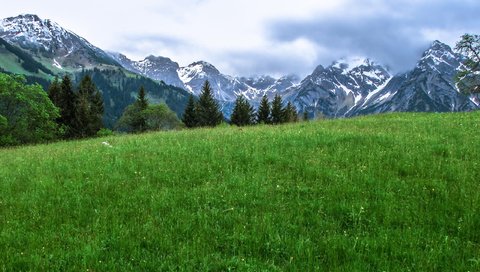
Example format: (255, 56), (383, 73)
(49, 75), (183, 136)
(0, 73), (106, 146)
(0, 74), (304, 146)
(182, 80), (301, 128)
(0, 72), (184, 146)
(48, 75), (104, 139)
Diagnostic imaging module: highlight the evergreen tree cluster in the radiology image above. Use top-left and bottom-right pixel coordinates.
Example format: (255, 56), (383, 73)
(182, 81), (224, 128)
(116, 86), (182, 133)
(182, 81), (300, 128)
(48, 75), (104, 138)
(230, 95), (255, 126)
(257, 94), (298, 125)
(75, 68), (190, 127)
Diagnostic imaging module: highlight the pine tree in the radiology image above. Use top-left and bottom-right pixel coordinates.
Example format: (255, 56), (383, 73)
(58, 75), (77, 138)
(230, 95), (255, 126)
(196, 80), (223, 127)
(75, 75), (104, 137)
(270, 94), (284, 124)
(283, 101), (298, 123)
(131, 86), (149, 132)
(136, 86), (148, 111)
(47, 77), (62, 106)
(303, 111), (309, 121)
(257, 95), (271, 124)
(182, 94), (197, 128)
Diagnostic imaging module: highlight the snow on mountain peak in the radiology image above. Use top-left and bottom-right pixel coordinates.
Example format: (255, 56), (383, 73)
(1, 14), (119, 68)
(190, 61), (219, 72)
(332, 57), (372, 73)
(178, 61), (221, 84)
(418, 40), (459, 70)
(0, 14), (78, 52)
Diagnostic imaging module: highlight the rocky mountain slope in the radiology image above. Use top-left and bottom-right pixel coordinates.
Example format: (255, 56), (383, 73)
(0, 14), (119, 69)
(348, 41), (479, 116)
(111, 53), (301, 106)
(109, 53), (185, 88)
(281, 58), (392, 118)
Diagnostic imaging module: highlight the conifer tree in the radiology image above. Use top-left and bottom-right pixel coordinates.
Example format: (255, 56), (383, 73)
(136, 86), (149, 111)
(283, 101), (298, 123)
(115, 86), (149, 133)
(270, 94), (284, 124)
(58, 75), (77, 137)
(257, 95), (271, 124)
(230, 95), (255, 126)
(196, 80), (223, 127)
(303, 111), (309, 121)
(75, 75), (104, 137)
(131, 86), (149, 132)
(182, 94), (197, 128)
(47, 77), (62, 106)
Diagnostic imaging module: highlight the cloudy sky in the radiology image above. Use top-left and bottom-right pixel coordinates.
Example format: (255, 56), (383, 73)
(1, 0), (478, 77)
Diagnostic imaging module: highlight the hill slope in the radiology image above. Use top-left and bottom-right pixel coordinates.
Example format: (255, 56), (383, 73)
(0, 112), (479, 271)
(0, 37), (54, 87)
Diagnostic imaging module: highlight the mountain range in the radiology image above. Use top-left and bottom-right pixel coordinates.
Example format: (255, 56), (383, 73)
(0, 14), (478, 124)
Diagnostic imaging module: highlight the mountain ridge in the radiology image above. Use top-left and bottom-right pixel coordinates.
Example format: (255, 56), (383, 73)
(0, 14), (120, 69)
(0, 14), (478, 119)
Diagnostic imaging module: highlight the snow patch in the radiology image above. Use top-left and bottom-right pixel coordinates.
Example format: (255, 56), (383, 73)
(377, 91), (393, 102)
(53, 59), (62, 69)
(357, 77), (393, 110)
(332, 57), (369, 74)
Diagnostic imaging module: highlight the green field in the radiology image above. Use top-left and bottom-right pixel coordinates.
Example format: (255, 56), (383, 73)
(1, 112), (479, 271)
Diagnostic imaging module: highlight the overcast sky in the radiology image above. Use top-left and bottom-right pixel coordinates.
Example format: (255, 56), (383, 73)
(1, 0), (479, 77)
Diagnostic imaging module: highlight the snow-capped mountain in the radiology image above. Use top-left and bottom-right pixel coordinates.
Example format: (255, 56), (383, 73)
(282, 58), (392, 118)
(0, 14), (118, 69)
(112, 53), (300, 105)
(107, 43), (479, 119)
(238, 74), (300, 100)
(109, 53), (185, 88)
(349, 41), (478, 116)
(239, 75), (277, 91)
(175, 61), (301, 116)
(177, 61), (249, 101)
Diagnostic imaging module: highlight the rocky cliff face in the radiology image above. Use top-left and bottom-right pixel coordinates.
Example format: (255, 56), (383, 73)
(281, 58), (392, 118)
(349, 41), (479, 116)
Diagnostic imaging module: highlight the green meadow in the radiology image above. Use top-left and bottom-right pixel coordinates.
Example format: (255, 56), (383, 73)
(0, 112), (479, 271)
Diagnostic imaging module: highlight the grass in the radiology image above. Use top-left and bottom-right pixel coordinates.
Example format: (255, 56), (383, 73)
(1, 112), (479, 271)
(0, 47), (54, 81)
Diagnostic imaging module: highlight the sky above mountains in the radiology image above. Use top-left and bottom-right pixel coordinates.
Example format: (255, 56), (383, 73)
(1, 0), (478, 77)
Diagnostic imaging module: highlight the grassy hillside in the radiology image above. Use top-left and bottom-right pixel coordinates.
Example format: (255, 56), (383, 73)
(0, 38), (55, 88)
(0, 112), (479, 271)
